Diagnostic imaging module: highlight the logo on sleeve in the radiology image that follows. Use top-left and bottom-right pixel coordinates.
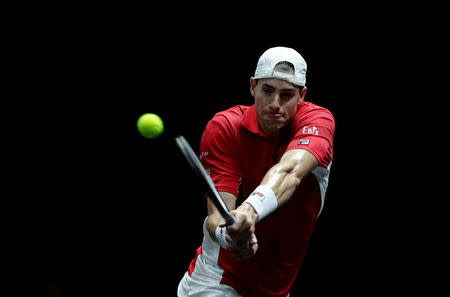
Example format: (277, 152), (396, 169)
(298, 139), (310, 145)
(302, 126), (319, 136)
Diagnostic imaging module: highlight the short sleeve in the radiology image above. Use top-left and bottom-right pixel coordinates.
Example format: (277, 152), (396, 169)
(199, 114), (241, 197)
(286, 108), (335, 167)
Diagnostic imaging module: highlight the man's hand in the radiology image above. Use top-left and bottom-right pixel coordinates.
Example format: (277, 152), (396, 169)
(222, 203), (259, 259)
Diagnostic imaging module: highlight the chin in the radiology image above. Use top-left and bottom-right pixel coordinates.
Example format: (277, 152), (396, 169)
(263, 120), (286, 135)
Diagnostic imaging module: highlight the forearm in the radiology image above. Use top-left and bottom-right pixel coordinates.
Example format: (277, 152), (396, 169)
(261, 149), (318, 207)
(244, 149), (318, 221)
(206, 192), (236, 241)
(206, 211), (223, 241)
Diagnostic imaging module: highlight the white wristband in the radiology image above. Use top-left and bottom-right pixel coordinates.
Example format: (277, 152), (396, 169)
(215, 226), (228, 249)
(244, 185), (277, 222)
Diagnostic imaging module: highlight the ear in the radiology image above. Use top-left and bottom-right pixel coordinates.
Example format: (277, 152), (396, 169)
(249, 77), (257, 97)
(298, 86), (307, 104)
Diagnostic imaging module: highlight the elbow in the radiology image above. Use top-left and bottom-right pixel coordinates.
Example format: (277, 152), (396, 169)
(282, 166), (302, 189)
(279, 164), (303, 188)
(291, 173), (302, 189)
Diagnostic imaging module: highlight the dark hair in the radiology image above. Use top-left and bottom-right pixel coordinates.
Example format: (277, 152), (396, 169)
(274, 61), (295, 72)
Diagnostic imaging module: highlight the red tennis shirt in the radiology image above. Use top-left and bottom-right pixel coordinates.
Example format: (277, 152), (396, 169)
(187, 101), (335, 297)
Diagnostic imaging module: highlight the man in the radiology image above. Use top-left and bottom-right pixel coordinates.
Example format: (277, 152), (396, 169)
(178, 46), (335, 297)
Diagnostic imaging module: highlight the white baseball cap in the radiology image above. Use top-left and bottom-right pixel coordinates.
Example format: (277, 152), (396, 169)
(254, 46), (307, 87)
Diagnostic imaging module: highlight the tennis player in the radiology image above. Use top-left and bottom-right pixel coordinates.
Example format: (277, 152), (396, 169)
(178, 46), (335, 297)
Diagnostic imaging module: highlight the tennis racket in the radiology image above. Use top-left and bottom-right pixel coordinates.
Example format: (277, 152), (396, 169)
(175, 135), (235, 226)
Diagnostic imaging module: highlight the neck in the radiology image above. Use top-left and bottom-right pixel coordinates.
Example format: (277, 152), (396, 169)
(258, 123), (281, 139)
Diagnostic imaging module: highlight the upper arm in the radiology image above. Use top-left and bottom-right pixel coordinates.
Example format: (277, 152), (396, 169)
(200, 115), (241, 197)
(286, 108), (335, 168)
(202, 113), (241, 237)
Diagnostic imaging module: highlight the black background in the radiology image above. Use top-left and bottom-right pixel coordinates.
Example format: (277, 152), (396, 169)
(8, 4), (441, 296)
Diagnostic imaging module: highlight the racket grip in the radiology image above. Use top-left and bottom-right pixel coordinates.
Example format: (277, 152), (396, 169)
(225, 214), (236, 226)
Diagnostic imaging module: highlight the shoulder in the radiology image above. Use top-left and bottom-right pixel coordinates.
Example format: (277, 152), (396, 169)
(293, 101), (335, 126)
(200, 106), (246, 155)
(212, 105), (248, 122)
(207, 105), (249, 130)
(297, 101), (334, 120)
(202, 105), (249, 140)
(290, 101), (335, 134)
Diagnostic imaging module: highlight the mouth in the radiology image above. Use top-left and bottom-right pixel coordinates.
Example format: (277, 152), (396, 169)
(266, 112), (283, 119)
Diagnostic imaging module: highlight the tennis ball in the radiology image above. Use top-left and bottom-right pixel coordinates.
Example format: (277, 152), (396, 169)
(137, 113), (164, 139)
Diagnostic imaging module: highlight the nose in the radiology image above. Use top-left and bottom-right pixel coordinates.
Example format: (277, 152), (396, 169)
(268, 94), (281, 111)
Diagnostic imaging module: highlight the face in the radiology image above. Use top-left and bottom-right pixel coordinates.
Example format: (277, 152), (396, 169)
(250, 77), (306, 137)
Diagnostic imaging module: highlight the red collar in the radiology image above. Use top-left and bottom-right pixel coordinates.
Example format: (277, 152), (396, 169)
(242, 105), (260, 134)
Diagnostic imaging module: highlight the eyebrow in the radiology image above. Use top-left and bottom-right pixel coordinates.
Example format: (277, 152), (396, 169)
(261, 82), (297, 92)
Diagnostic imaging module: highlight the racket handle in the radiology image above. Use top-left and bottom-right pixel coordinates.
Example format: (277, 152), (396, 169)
(225, 214), (236, 226)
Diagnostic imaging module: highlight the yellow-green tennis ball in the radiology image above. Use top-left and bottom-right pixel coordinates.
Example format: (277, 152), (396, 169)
(137, 113), (164, 139)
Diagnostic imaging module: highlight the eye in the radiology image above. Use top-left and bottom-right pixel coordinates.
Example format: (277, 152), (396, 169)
(280, 92), (295, 100)
(262, 88), (273, 94)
